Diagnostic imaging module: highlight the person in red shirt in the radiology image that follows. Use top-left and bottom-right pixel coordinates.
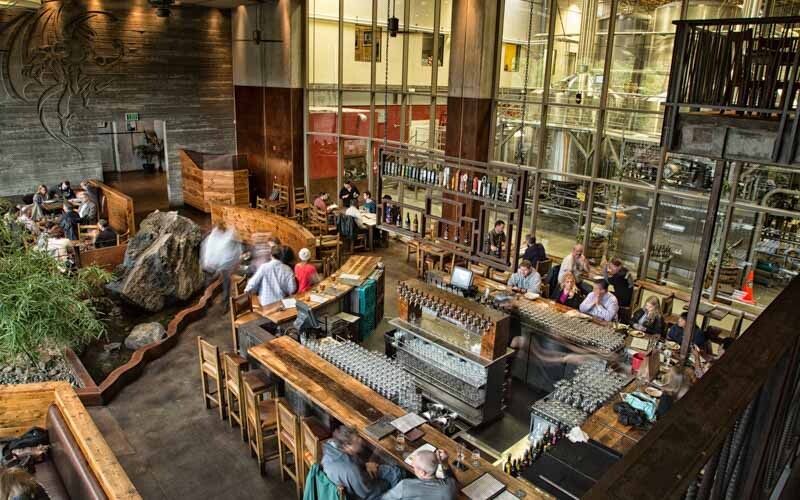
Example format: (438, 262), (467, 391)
(294, 248), (319, 293)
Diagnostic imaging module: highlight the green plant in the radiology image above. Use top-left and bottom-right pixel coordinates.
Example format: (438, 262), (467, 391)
(134, 143), (160, 164)
(0, 219), (110, 362)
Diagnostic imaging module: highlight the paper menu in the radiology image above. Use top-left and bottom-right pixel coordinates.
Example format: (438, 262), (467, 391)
(403, 443), (436, 465)
(281, 298), (297, 308)
(339, 273), (362, 281)
(630, 337), (650, 351)
(309, 294), (328, 304)
(494, 491), (519, 500)
(461, 473), (506, 500)
(390, 413), (426, 434)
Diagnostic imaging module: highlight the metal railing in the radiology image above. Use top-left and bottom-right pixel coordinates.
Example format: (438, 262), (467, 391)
(662, 16), (800, 163)
(585, 275), (800, 500)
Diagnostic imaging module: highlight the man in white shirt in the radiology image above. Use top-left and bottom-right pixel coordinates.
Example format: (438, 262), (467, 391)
(244, 245), (297, 306)
(345, 199), (366, 229)
(558, 243), (590, 284)
(579, 280), (619, 322)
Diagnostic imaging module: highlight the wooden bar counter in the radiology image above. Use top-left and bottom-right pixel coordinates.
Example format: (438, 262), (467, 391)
(250, 336), (552, 499)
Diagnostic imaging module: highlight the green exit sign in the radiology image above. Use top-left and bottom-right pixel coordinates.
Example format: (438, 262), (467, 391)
(125, 112), (140, 121)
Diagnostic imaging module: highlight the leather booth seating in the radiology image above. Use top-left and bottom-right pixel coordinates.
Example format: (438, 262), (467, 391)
(34, 404), (107, 500)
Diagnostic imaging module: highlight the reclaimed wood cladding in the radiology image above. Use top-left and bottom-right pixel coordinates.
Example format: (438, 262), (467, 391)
(0, 1), (235, 204)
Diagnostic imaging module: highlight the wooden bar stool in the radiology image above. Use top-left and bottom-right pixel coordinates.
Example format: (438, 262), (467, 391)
(197, 337), (225, 420)
(276, 399), (302, 499)
(244, 377), (279, 475)
(230, 292), (261, 354)
(300, 417), (331, 485)
(223, 353), (248, 440)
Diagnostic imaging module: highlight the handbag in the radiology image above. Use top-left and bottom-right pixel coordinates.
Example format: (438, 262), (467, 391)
(624, 392), (658, 422)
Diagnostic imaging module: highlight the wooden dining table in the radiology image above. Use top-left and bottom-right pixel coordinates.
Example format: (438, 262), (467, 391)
(250, 336), (552, 499)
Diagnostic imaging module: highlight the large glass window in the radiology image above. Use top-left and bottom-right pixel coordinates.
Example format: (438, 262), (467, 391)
(308, 0), (339, 89)
(498, 0), (550, 100)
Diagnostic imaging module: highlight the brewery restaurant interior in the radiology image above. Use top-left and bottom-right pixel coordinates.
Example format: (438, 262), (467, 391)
(1, 0), (800, 499)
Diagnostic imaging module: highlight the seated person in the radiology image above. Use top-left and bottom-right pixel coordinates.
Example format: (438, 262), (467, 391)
(57, 180), (75, 199)
(58, 203), (81, 241)
(314, 192), (332, 212)
(94, 219), (118, 248)
(667, 312), (707, 348)
(339, 179), (360, 208)
(579, 280), (619, 322)
(321, 426), (404, 500)
(43, 226), (73, 262)
(630, 296), (665, 335)
(346, 200), (366, 229)
(30, 184), (50, 221)
(244, 245), (297, 306)
(558, 244), (590, 285)
(362, 191), (377, 214)
(486, 220), (506, 257)
(77, 191), (97, 224)
(80, 180), (99, 205)
(381, 449), (457, 500)
(0, 467), (49, 500)
(603, 257), (634, 307)
(294, 248), (319, 293)
(550, 271), (584, 309)
(521, 234), (547, 269)
(508, 259), (541, 294)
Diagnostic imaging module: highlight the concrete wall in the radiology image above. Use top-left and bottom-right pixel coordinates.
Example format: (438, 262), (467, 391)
(0, 0), (235, 204)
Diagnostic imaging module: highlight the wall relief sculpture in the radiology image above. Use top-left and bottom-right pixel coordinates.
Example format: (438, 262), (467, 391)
(0, 0), (124, 157)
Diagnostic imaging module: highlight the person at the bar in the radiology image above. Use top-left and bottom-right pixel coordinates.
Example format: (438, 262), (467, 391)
(579, 279), (619, 322)
(321, 426), (403, 500)
(508, 259), (541, 294)
(603, 257), (634, 307)
(631, 296), (666, 335)
(362, 191), (377, 213)
(668, 312), (707, 348)
(381, 449), (457, 500)
(294, 247), (319, 293)
(486, 220), (506, 257)
(244, 245), (296, 306)
(558, 243), (590, 285)
(339, 179), (360, 208)
(550, 271), (584, 309)
(521, 234), (547, 269)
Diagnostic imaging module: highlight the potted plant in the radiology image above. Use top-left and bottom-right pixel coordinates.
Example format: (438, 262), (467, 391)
(135, 143), (159, 173)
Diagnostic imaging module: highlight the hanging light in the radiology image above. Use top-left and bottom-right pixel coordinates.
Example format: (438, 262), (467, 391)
(0, 0), (42, 9)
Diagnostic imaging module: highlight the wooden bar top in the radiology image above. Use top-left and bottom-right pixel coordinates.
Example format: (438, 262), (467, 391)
(250, 336), (552, 499)
(580, 381), (648, 455)
(256, 256), (381, 324)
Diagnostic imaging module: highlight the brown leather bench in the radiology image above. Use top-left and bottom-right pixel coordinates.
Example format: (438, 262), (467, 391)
(34, 404), (107, 500)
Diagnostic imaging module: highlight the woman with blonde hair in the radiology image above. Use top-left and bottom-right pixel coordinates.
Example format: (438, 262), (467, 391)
(0, 467), (49, 500)
(630, 296), (666, 335)
(550, 271), (583, 309)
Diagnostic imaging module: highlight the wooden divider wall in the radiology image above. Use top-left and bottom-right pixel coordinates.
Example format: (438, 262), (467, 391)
(88, 180), (135, 236)
(210, 202), (316, 252)
(180, 150), (250, 213)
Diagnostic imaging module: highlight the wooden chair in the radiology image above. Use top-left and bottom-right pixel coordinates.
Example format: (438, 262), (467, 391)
(78, 224), (98, 239)
(277, 399), (302, 498)
(541, 283), (550, 299)
(234, 275), (248, 296)
(490, 269), (512, 283)
(230, 293), (261, 354)
(299, 417), (331, 486)
(244, 377), (279, 475)
(618, 306), (632, 324)
(266, 183), (290, 216)
(662, 294), (679, 326)
(116, 229), (130, 245)
(469, 262), (488, 277)
(223, 353), (248, 440)
(406, 239), (420, 263)
(317, 235), (342, 269)
(197, 337), (225, 420)
(294, 186), (312, 223)
(256, 196), (268, 211)
(536, 258), (552, 278)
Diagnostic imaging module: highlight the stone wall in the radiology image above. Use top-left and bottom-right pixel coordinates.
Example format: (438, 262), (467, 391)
(0, 0), (235, 204)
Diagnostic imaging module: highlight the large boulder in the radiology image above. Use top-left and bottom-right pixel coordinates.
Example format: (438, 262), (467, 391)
(108, 211), (204, 311)
(124, 322), (167, 350)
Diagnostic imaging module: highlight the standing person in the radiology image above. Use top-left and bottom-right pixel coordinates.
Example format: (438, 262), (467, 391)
(579, 280), (619, 322)
(630, 296), (665, 335)
(381, 449), (457, 500)
(508, 260), (542, 294)
(30, 184), (49, 221)
(486, 220), (506, 257)
(362, 191), (377, 213)
(321, 426), (404, 500)
(77, 191), (97, 224)
(522, 234), (547, 269)
(558, 244), (590, 284)
(550, 271), (584, 309)
(58, 180), (75, 199)
(200, 222), (242, 310)
(59, 203), (81, 241)
(603, 257), (634, 307)
(244, 245), (297, 306)
(339, 179), (360, 208)
(294, 247), (319, 293)
(79, 180), (99, 205)
(93, 219), (118, 248)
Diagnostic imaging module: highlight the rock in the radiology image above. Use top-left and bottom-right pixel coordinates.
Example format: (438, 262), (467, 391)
(108, 211), (204, 312)
(103, 342), (122, 353)
(124, 322), (167, 351)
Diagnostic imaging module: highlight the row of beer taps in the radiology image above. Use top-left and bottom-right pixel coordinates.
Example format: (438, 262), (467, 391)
(398, 282), (492, 334)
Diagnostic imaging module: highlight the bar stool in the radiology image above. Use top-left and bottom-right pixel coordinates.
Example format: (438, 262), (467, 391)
(223, 353), (248, 440)
(230, 292), (261, 354)
(300, 417), (331, 484)
(244, 374), (279, 475)
(276, 399), (302, 499)
(197, 337), (225, 420)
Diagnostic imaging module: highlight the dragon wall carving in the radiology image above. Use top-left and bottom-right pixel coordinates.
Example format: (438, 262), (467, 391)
(0, 0), (124, 157)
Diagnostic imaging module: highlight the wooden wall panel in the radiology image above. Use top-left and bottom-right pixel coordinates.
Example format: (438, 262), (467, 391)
(90, 180), (135, 236)
(209, 203), (316, 253)
(180, 150), (249, 212)
(234, 85), (266, 199)
(78, 244), (128, 272)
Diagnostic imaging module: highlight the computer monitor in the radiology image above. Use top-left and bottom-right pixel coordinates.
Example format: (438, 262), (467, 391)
(294, 300), (321, 332)
(451, 266), (474, 290)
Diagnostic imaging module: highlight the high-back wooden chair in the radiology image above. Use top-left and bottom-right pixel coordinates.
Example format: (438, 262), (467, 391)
(317, 235), (342, 270)
(230, 293), (261, 354)
(276, 399), (302, 498)
(78, 224), (98, 239)
(244, 377), (279, 475)
(256, 196), (268, 211)
(197, 337), (225, 420)
(294, 186), (312, 222)
(469, 262), (488, 277)
(267, 183), (290, 216)
(223, 352), (248, 440)
(299, 417), (331, 486)
(490, 269), (512, 283)
(536, 258), (552, 278)
(116, 229), (130, 246)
